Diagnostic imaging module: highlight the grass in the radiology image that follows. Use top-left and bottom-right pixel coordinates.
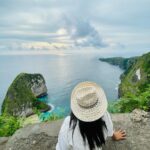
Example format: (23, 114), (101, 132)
(21, 114), (40, 127)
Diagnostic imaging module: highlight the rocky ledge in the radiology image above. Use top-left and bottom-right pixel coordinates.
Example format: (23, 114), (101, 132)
(0, 109), (150, 150)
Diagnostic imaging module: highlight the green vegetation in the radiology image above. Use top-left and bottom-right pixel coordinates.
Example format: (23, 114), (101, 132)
(109, 85), (150, 113)
(33, 100), (50, 112)
(0, 109), (65, 136)
(0, 114), (20, 136)
(118, 85), (150, 112)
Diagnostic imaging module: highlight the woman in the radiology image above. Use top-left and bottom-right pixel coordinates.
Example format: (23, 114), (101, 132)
(56, 82), (126, 150)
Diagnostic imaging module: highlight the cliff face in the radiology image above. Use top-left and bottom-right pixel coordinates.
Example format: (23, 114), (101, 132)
(2, 73), (50, 117)
(1, 110), (150, 150)
(119, 52), (150, 97)
(99, 52), (150, 98)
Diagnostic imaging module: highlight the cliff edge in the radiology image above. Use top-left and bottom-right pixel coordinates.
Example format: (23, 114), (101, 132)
(0, 109), (150, 150)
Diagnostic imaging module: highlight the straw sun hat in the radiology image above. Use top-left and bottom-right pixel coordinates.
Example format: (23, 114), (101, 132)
(71, 81), (108, 122)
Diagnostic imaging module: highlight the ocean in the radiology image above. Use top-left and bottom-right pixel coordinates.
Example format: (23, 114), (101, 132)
(0, 54), (123, 116)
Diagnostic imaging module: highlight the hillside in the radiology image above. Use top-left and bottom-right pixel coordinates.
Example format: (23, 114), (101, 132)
(119, 52), (150, 97)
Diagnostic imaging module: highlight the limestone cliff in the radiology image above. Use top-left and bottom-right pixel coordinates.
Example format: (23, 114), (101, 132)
(2, 73), (50, 117)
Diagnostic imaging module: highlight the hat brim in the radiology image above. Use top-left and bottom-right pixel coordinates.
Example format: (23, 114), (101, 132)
(71, 82), (108, 122)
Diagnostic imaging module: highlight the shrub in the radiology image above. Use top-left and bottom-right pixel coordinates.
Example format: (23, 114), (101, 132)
(110, 85), (150, 113)
(0, 114), (20, 137)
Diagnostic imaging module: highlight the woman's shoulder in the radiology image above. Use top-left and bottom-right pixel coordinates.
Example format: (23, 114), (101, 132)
(102, 111), (113, 127)
(60, 116), (71, 131)
(63, 116), (70, 125)
(102, 111), (111, 120)
(64, 116), (71, 122)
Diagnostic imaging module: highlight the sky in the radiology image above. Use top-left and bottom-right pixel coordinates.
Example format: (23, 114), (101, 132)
(0, 0), (150, 56)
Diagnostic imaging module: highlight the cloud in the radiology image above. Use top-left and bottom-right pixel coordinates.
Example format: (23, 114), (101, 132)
(0, 14), (108, 50)
(61, 17), (108, 48)
(0, 0), (150, 55)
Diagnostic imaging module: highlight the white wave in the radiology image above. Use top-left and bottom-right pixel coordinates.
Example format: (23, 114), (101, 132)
(47, 103), (55, 113)
(115, 87), (118, 90)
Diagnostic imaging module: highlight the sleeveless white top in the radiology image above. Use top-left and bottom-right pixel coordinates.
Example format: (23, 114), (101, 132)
(56, 111), (113, 150)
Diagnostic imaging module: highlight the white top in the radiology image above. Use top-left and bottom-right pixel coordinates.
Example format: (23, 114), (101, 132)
(56, 111), (113, 150)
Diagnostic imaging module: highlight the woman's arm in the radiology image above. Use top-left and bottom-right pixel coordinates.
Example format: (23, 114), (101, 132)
(103, 112), (127, 140)
(56, 117), (70, 150)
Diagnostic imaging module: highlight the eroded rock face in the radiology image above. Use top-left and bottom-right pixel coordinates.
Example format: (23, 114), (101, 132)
(31, 77), (47, 97)
(132, 68), (141, 82)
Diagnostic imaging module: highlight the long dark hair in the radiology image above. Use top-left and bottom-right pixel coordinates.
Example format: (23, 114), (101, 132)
(69, 112), (107, 150)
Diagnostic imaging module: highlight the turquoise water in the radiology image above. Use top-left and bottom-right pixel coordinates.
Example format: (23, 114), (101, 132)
(0, 54), (123, 117)
(38, 96), (69, 121)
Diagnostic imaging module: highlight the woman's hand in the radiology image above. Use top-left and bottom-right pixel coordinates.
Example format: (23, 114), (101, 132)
(112, 129), (126, 141)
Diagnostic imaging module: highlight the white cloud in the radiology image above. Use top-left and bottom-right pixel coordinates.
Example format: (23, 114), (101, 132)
(0, 0), (150, 55)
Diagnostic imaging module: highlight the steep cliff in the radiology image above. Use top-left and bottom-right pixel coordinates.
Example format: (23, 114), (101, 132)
(119, 52), (150, 97)
(2, 73), (50, 117)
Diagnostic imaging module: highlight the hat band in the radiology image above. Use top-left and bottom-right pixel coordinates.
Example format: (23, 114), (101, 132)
(78, 98), (98, 109)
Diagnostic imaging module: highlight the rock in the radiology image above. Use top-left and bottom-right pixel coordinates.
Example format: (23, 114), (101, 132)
(130, 109), (149, 123)
(20, 108), (34, 117)
(2, 73), (50, 117)
(32, 140), (36, 144)
(0, 137), (9, 150)
(2, 113), (150, 150)
(31, 78), (47, 97)
(4, 119), (63, 150)
(132, 68), (141, 82)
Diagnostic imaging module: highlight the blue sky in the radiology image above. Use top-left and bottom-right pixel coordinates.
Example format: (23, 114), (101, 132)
(0, 0), (150, 56)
